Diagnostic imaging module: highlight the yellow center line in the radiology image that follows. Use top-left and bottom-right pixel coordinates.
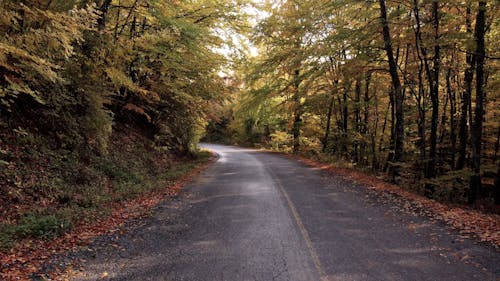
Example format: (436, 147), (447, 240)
(267, 168), (328, 281)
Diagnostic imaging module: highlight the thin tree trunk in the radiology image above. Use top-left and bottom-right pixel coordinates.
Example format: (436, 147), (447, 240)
(457, 6), (474, 170)
(354, 77), (362, 162)
(379, 97), (391, 155)
(97, 0), (113, 30)
(341, 81), (350, 156)
(364, 73), (371, 135)
(447, 68), (457, 170)
(495, 126), (500, 160)
(292, 69), (302, 154)
(384, 88), (396, 172)
(417, 66), (426, 161)
(113, 3), (122, 42)
(427, 0), (440, 180)
(411, 0), (427, 163)
(342, 85), (349, 133)
(364, 73), (372, 166)
(469, 0), (487, 204)
(117, 0), (140, 37)
(495, 160), (500, 205)
(323, 90), (336, 152)
(130, 15), (137, 39)
(371, 86), (380, 170)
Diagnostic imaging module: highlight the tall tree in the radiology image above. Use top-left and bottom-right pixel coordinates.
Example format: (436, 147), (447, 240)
(427, 0), (441, 179)
(469, 0), (487, 204)
(457, 5), (475, 170)
(378, 0), (404, 163)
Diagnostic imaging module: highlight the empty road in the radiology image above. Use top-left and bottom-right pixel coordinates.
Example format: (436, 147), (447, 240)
(71, 144), (500, 281)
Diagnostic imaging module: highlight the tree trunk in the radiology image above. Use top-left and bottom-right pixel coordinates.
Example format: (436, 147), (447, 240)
(292, 69), (302, 154)
(427, 0), (440, 180)
(495, 161), (500, 205)
(364, 73), (371, 135)
(323, 91), (335, 152)
(323, 77), (339, 152)
(379, 96), (391, 155)
(378, 0), (404, 164)
(495, 126), (500, 160)
(384, 87), (396, 172)
(130, 16), (137, 39)
(341, 81), (350, 156)
(342, 85), (349, 134)
(354, 77), (362, 162)
(97, 0), (113, 31)
(469, 0), (486, 205)
(447, 68), (457, 170)
(369, 74), (379, 169)
(413, 0), (437, 178)
(364, 73), (371, 166)
(417, 65), (426, 161)
(457, 6), (474, 170)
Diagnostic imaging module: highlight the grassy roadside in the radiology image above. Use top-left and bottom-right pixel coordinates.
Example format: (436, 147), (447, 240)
(0, 134), (213, 280)
(0, 150), (211, 252)
(0, 125), (213, 255)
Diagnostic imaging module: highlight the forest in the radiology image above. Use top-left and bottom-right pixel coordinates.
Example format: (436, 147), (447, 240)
(0, 0), (499, 262)
(0, 0), (243, 251)
(206, 0), (500, 208)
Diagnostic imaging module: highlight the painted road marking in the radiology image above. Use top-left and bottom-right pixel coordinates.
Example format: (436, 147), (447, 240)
(267, 167), (328, 281)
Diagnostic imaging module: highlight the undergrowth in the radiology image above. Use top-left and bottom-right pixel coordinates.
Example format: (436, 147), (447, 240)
(0, 127), (211, 251)
(263, 143), (498, 210)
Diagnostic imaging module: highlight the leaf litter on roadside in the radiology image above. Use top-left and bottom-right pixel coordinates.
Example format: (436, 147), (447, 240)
(0, 155), (215, 281)
(292, 156), (500, 248)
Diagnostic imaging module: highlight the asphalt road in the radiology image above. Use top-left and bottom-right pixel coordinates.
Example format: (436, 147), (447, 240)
(71, 144), (500, 281)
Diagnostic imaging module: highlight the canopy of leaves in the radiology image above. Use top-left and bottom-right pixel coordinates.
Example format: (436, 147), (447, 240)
(0, 0), (247, 154)
(215, 0), (500, 206)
